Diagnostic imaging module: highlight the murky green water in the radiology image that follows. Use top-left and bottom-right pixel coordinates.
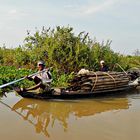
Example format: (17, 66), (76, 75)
(0, 88), (140, 140)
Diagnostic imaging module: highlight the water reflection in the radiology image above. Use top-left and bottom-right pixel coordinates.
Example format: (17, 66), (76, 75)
(11, 97), (129, 137)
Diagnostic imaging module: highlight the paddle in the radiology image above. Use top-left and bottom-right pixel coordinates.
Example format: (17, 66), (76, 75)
(0, 69), (47, 89)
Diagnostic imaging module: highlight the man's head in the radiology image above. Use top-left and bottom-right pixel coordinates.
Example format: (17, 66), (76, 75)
(100, 60), (105, 64)
(100, 60), (105, 66)
(37, 60), (45, 70)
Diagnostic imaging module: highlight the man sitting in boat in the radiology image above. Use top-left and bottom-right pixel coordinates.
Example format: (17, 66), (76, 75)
(20, 60), (52, 93)
(99, 60), (109, 72)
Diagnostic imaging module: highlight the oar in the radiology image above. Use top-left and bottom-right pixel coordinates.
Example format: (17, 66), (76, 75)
(0, 69), (47, 89)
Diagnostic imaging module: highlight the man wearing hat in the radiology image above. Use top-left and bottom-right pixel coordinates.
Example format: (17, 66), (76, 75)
(21, 60), (52, 92)
(99, 60), (109, 72)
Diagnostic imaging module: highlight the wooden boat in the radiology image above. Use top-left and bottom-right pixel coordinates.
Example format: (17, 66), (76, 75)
(15, 71), (140, 100)
(15, 86), (135, 100)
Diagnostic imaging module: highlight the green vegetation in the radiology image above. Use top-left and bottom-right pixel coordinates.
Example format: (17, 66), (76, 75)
(0, 66), (35, 89)
(0, 26), (140, 89)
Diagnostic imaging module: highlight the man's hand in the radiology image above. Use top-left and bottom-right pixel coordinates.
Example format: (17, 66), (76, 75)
(25, 75), (33, 81)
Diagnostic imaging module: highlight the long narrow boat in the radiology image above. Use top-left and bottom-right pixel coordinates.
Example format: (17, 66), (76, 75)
(15, 84), (138, 100)
(15, 71), (140, 100)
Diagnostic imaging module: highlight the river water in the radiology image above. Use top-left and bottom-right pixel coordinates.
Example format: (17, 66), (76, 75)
(0, 88), (140, 140)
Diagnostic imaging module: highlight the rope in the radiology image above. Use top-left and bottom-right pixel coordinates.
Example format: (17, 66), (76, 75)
(103, 72), (117, 87)
(91, 71), (117, 91)
(115, 63), (128, 75)
(91, 72), (98, 91)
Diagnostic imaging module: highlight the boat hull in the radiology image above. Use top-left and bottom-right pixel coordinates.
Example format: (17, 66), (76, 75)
(15, 86), (135, 100)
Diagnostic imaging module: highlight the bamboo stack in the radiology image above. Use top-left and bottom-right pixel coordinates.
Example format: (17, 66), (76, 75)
(68, 71), (130, 93)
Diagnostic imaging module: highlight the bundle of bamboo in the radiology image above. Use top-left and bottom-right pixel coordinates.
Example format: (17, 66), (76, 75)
(68, 71), (130, 93)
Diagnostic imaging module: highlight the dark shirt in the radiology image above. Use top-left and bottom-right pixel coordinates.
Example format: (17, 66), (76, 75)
(100, 65), (108, 72)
